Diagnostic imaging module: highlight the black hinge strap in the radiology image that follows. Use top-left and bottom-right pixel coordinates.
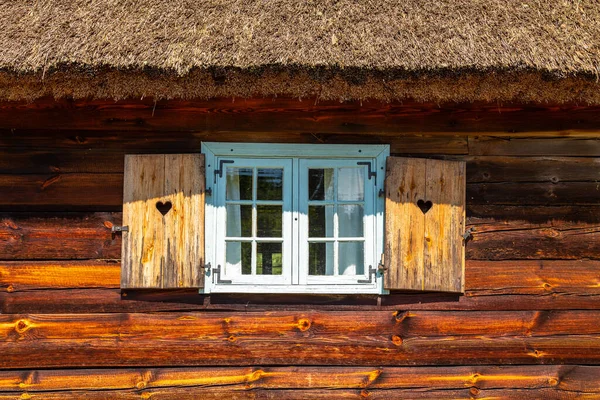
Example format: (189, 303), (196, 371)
(357, 162), (376, 180)
(214, 159), (234, 183)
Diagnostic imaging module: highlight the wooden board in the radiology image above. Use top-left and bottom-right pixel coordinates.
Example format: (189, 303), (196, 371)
(0, 365), (598, 392)
(385, 157), (465, 292)
(3, 311), (600, 367)
(1, 98), (600, 137)
(121, 154), (204, 289)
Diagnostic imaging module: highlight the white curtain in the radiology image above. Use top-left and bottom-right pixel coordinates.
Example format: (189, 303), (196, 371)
(225, 171), (242, 276)
(337, 168), (364, 275)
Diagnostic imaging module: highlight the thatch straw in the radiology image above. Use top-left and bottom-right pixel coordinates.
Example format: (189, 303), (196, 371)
(1, 0), (599, 103)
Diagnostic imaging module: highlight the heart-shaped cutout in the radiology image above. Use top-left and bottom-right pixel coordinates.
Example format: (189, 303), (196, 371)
(417, 199), (433, 214)
(156, 201), (172, 216)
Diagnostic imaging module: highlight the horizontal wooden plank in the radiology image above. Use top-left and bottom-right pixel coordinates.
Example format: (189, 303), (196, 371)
(2, 311), (600, 367)
(1, 99), (600, 136)
(0, 213), (119, 260)
(3, 288), (600, 313)
(0, 389), (598, 400)
(0, 388), (479, 400)
(4, 208), (599, 260)
(0, 365), (598, 392)
(467, 182), (600, 205)
(0, 174), (122, 209)
(466, 157), (600, 183)
(470, 136), (600, 156)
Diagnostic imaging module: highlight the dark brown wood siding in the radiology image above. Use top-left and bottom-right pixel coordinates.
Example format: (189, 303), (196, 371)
(1, 98), (600, 398)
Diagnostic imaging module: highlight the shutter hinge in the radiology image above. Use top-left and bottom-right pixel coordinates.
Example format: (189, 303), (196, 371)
(463, 227), (475, 242)
(111, 225), (129, 233)
(357, 256), (386, 284)
(214, 159), (234, 183)
(111, 225), (128, 239)
(357, 162), (376, 180)
(357, 265), (378, 284)
(206, 263), (232, 284)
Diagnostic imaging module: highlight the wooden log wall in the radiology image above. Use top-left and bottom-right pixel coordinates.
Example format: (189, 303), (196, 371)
(1, 98), (600, 399)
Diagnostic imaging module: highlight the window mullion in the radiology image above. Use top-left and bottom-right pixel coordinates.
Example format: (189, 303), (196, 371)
(251, 167), (257, 276)
(333, 167), (339, 277)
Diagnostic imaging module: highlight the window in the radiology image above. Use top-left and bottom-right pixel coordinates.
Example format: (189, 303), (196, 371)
(119, 149), (466, 294)
(202, 143), (389, 294)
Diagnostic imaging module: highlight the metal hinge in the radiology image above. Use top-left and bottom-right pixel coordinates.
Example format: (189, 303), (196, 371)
(357, 161), (376, 180)
(111, 225), (128, 233)
(205, 263), (232, 284)
(214, 159), (234, 183)
(463, 227), (475, 241)
(357, 265), (378, 283)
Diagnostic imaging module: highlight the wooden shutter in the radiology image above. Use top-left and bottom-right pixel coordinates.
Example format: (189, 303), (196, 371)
(121, 154), (205, 289)
(384, 157), (465, 293)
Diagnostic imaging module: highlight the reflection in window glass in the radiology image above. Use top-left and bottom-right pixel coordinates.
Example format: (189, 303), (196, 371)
(308, 205), (334, 237)
(226, 168), (253, 200)
(308, 169), (334, 200)
(257, 168), (283, 200)
(257, 242), (283, 275)
(309, 242), (334, 275)
(257, 205), (282, 237)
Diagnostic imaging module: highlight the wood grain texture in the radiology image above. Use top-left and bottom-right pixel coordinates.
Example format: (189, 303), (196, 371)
(3, 311), (600, 368)
(424, 159), (465, 292)
(121, 154), (204, 289)
(469, 136), (600, 156)
(1, 98), (600, 136)
(385, 157), (465, 292)
(7, 388), (596, 400)
(0, 365), (598, 392)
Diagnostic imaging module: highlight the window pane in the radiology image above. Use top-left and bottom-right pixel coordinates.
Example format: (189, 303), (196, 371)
(308, 168), (334, 201)
(338, 168), (364, 201)
(257, 168), (283, 200)
(338, 242), (364, 275)
(257, 205), (282, 237)
(226, 168), (253, 200)
(309, 242), (334, 275)
(226, 241), (252, 275)
(257, 242), (283, 275)
(226, 204), (252, 237)
(309, 205), (334, 238)
(338, 205), (364, 237)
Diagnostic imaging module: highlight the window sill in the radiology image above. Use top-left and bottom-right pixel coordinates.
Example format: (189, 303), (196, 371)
(202, 284), (383, 295)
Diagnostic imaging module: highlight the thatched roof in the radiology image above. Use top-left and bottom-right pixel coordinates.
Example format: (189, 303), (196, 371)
(1, 0), (600, 103)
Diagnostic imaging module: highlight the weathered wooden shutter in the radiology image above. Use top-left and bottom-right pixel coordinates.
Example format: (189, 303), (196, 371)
(121, 154), (205, 289)
(384, 157), (465, 293)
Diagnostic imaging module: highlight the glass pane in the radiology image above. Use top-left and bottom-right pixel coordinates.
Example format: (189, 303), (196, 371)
(257, 205), (282, 237)
(225, 241), (252, 275)
(338, 205), (364, 237)
(309, 242), (334, 275)
(309, 205), (334, 238)
(257, 242), (283, 275)
(257, 168), (283, 200)
(338, 242), (364, 275)
(226, 204), (252, 237)
(308, 168), (334, 201)
(226, 168), (253, 200)
(338, 168), (364, 201)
